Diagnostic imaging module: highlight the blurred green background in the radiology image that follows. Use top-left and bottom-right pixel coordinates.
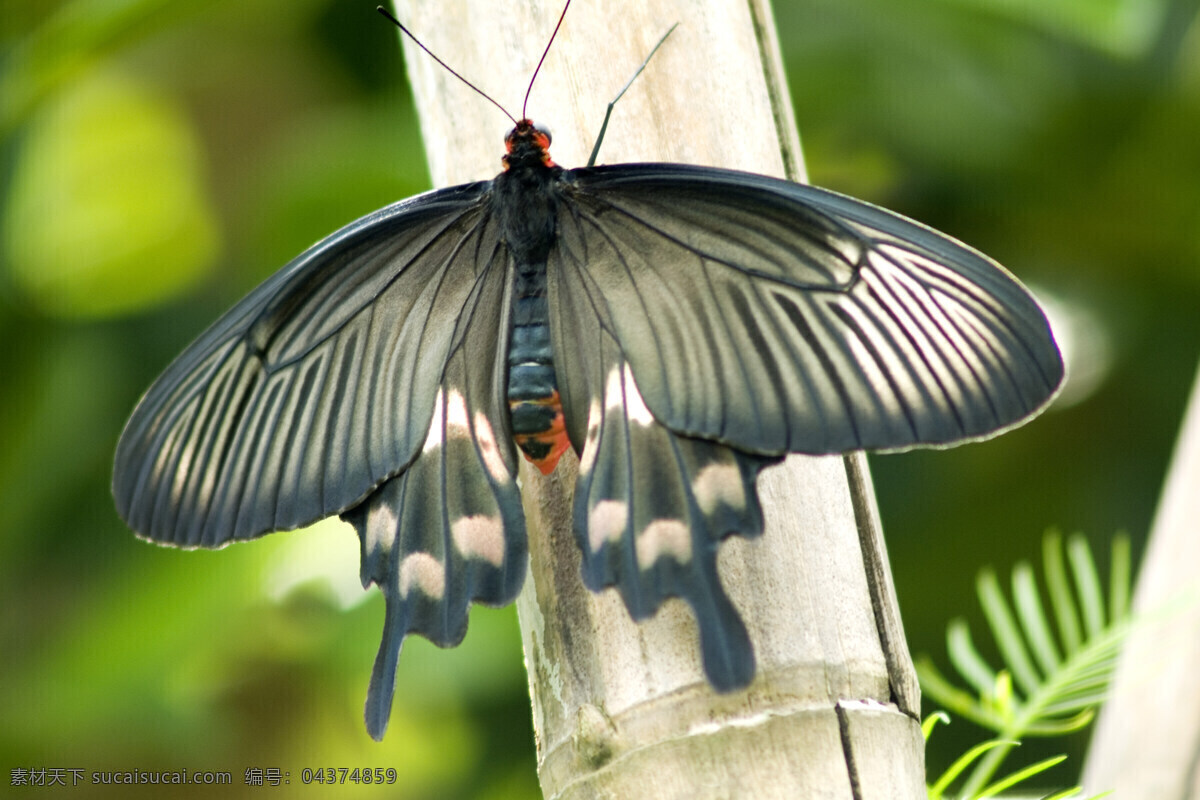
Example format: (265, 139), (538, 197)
(2, 0), (1198, 796)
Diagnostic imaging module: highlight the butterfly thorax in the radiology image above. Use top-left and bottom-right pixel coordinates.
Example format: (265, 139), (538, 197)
(496, 120), (571, 474)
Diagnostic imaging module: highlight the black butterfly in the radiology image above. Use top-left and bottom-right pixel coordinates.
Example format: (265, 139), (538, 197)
(112, 35), (1063, 743)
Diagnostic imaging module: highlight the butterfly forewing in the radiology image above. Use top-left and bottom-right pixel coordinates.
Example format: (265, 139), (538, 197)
(554, 163), (1063, 456)
(112, 183), (500, 546)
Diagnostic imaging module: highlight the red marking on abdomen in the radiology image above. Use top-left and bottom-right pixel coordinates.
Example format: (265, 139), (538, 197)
(511, 390), (570, 475)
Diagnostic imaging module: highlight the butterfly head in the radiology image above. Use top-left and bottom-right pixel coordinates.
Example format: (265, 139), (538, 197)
(503, 119), (556, 170)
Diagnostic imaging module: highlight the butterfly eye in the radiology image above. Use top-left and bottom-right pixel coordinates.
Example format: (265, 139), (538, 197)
(533, 122), (552, 145)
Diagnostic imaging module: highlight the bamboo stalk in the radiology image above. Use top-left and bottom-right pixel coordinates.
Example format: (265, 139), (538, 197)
(393, 1), (925, 795)
(1082, 362), (1200, 798)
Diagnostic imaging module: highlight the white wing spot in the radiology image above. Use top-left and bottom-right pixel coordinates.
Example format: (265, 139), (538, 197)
(398, 552), (445, 599)
(445, 389), (471, 440)
(451, 515), (506, 566)
(365, 500), (399, 552)
(636, 519), (692, 568)
(588, 500), (628, 553)
(473, 411), (510, 483)
(692, 464), (745, 515)
(621, 364), (655, 427)
(578, 398), (603, 475)
(422, 388), (446, 453)
(603, 366), (624, 411)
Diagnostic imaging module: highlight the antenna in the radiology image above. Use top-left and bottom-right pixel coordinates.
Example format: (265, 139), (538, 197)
(586, 22), (677, 166)
(522, 0), (571, 120)
(377, 2), (576, 126)
(375, 6), (517, 125)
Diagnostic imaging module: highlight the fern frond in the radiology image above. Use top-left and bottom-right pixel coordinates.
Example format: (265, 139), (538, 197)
(918, 530), (1133, 798)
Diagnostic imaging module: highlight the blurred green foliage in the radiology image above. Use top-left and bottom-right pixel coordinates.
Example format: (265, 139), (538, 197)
(2, 0), (1198, 796)
(4, 67), (218, 316)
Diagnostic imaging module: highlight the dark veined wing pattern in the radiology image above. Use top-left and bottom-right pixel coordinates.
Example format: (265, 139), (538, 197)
(113, 153), (1062, 741)
(553, 163), (1062, 458)
(548, 261), (781, 692)
(543, 163), (1062, 698)
(346, 254), (527, 740)
(113, 179), (540, 741)
(113, 180), (497, 546)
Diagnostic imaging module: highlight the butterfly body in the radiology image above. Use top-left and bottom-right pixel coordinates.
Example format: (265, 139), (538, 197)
(498, 121), (571, 474)
(114, 119), (1063, 740)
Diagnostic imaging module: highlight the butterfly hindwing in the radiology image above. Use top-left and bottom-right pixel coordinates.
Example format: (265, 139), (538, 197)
(112, 182), (500, 546)
(549, 255), (779, 690)
(344, 258), (526, 740)
(556, 163), (1063, 457)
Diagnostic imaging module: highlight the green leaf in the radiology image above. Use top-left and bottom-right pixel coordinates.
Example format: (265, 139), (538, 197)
(947, 619), (999, 699)
(976, 754), (1067, 797)
(923, 711), (951, 741)
(1044, 530), (1082, 656)
(1040, 788), (1084, 800)
(917, 658), (1007, 730)
(1038, 787), (1113, 800)
(1109, 533), (1131, 623)
(941, 0), (1170, 57)
(2, 68), (219, 317)
(1023, 709), (1095, 736)
(1068, 533), (1105, 637)
(1014, 562), (1061, 677)
(928, 738), (1019, 798)
(0, 0), (216, 138)
(978, 568), (1040, 697)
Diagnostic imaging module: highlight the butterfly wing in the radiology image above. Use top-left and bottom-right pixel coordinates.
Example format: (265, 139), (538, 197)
(549, 277), (780, 688)
(112, 181), (504, 546)
(546, 162), (1063, 691)
(113, 180), (530, 738)
(554, 163), (1064, 457)
(345, 254), (526, 740)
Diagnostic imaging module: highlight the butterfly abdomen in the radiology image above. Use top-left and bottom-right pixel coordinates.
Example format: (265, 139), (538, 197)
(507, 258), (570, 474)
(496, 124), (571, 475)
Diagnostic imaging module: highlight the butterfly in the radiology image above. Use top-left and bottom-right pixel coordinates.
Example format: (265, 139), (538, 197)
(112, 11), (1063, 742)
